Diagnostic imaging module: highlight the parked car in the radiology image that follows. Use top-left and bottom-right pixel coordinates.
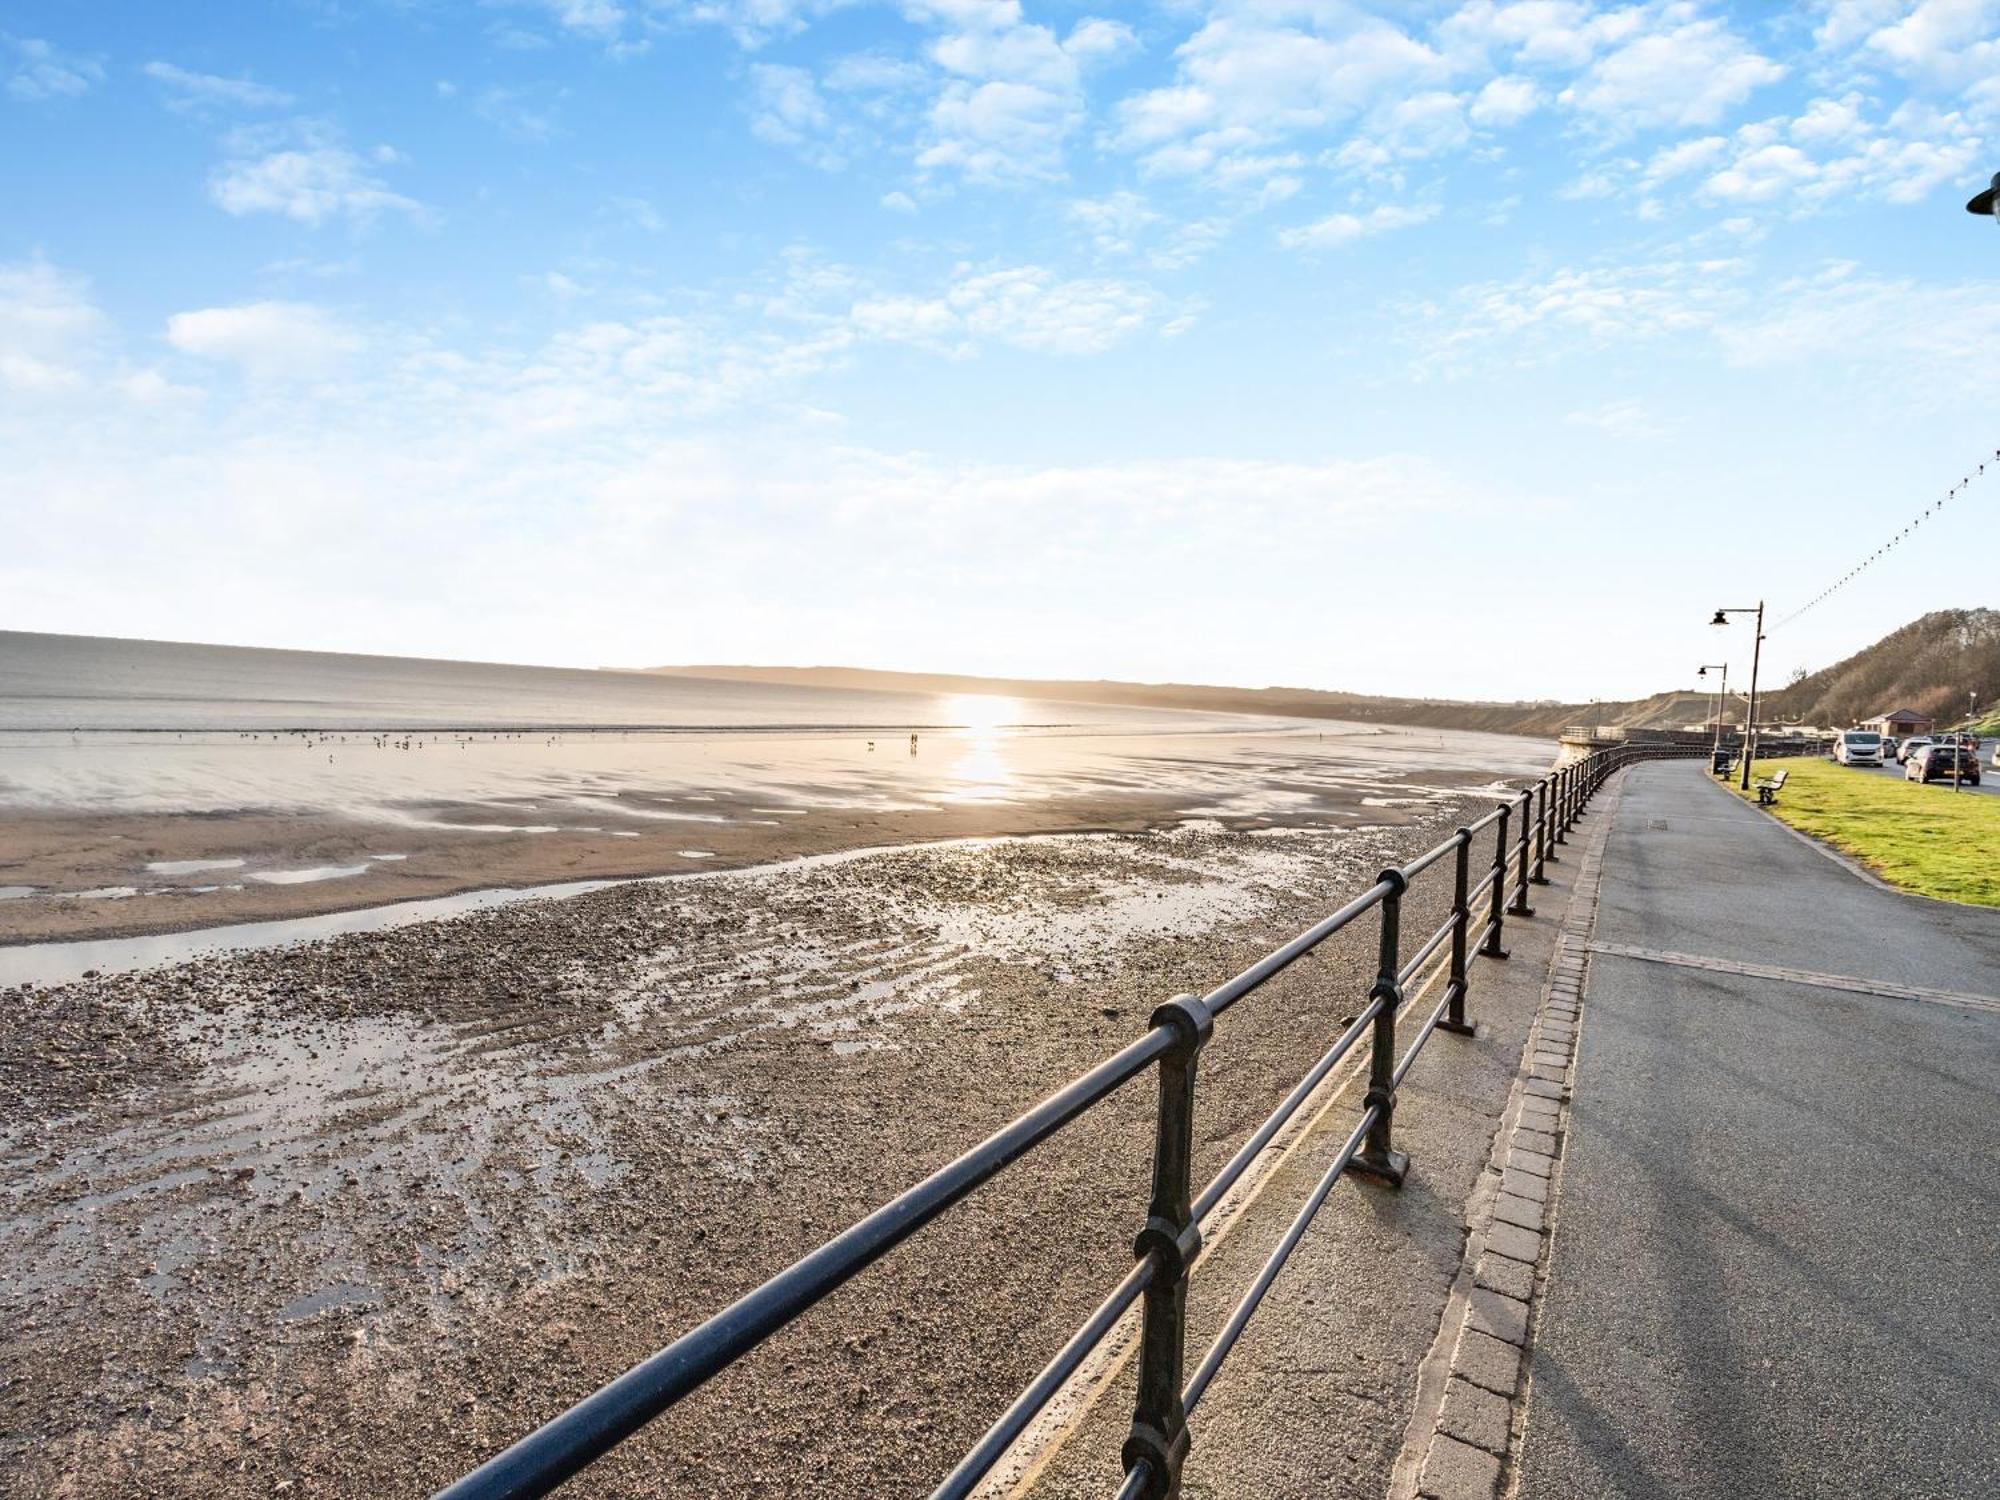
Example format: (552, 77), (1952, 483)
(1833, 730), (1885, 766)
(1882, 736), (1900, 762)
(1907, 744), (1982, 785)
(1991, 742), (2000, 770)
(1897, 736), (1933, 765)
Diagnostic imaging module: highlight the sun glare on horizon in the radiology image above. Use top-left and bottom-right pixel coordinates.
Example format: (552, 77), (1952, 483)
(944, 694), (1021, 733)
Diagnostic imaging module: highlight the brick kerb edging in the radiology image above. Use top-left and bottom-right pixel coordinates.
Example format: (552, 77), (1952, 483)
(1396, 769), (1630, 1500)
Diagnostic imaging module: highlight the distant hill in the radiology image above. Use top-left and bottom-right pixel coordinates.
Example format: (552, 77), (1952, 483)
(644, 665), (1719, 739)
(1764, 608), (2000, 729)
(651, 608), (1999, 739)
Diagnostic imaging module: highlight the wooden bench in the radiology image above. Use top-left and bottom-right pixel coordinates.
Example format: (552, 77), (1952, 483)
(1754, 768), (1789, 805)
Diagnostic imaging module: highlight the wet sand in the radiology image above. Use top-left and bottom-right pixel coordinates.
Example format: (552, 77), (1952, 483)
(1, 708), (1554, 1498)
(0, 722), (1548, 943)
(1, 804), (1489, 1500)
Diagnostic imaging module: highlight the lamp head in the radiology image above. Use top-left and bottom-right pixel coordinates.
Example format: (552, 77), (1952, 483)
(1698, 666), (1708, 678)
(1709, 609), (1730, 626)
(1970, 171), (2000, 220)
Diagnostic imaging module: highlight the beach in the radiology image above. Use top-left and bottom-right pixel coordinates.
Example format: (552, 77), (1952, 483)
(0, 632), (1556, 1498)
(0, 634), (1551, 944)
(3, 804), (1496, 1500)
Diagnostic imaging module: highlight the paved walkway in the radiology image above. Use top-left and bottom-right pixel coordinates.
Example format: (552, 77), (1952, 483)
(1517, 763), (2000, 1500)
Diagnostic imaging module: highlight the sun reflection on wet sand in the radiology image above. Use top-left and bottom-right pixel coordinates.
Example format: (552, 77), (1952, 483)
(938, 696), (1022, 801)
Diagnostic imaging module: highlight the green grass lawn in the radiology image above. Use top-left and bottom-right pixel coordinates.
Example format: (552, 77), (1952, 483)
(1734, 756), (2000, 907)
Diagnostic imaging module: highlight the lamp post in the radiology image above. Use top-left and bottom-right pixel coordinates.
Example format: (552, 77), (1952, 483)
(1698, 663), (1728, 770)
(1711, 604), (1765, 791)
(1957, 689), (1976, 793)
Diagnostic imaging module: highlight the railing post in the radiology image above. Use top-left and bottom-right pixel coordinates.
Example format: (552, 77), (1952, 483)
(1512, 789), (1537, 910)
(1442, 829), (1475, 1036)
(1531, 780), (1552, 881)
(1482, 803), (1511, 958)
(1555, 766), (1571, 844)
(1122, 993), (1212, 1500)
(1353, 870), (1410, 1186)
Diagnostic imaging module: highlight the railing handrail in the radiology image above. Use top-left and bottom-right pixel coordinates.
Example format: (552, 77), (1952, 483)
(432, 741), (1704, 1500)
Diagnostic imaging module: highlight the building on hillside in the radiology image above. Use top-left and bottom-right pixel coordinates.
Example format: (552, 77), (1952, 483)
(1861, 708), (1932, 736)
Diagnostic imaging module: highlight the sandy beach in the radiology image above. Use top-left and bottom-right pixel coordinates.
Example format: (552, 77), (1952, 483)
(1, 636), (1558, 1497)
(1, 799), (1491, 1500)
(0, 720), (1549, 945)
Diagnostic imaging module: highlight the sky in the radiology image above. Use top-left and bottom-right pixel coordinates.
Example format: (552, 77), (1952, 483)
(2, 1), (1997, 702)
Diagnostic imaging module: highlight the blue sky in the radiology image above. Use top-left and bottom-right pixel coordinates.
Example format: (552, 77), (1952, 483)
(2, 1), (1997, 701)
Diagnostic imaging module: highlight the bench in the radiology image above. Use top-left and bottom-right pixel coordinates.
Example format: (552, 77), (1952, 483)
(1754, 768), (1789, 805)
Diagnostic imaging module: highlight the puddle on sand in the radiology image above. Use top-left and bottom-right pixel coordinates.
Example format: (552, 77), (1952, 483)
(0, 886), (38, 900)
(0, 879), (622, 987)
(247, 865), (371, 886)
(71, 886), (140, 901)
(678, 850), (717, 859)
(278, 1281), (382, 1322)
(146, 859), (247, 876)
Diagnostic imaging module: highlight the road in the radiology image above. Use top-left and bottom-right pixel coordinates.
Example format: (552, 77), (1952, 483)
(1849, 744), (1998, 796)
(1516, 761), (2000, 1500)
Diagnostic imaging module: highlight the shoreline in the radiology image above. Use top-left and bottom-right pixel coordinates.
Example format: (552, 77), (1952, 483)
(0, 735), (1545, 944)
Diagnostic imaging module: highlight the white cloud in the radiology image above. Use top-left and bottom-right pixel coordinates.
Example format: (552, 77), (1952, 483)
(677, 0), (839, 48)
(1861, 0), (2000, 87)
(4, 34), (103, 101)
(1813, 0), (1907, 52)
(1565, 399), (1667, 438)
(537, 0), (628, 38)
(1559, 14), (1785, 130)
(1411, 255), (1750, 369)
(1070, 190), (1161, 255)
(1114, 8), (1446, 185)
(1470, 73), (1541, 125)
(473, 85), (566, 141)
(908, 4), (1136, 180)
(1580, 87), (1983, 214)
(1064, 18), (1139, 66)
(747, 63), (843, 167)
(1436, 1), (1649, 71)
(1070, 192), (1230, 270)
(209, 131), (426, 228)
(1334, 90), (1473, 170)
(166, 301), (363, 378)
(1715, 262), (2000, 401)
(0, 259), (111, 392)
(1412, 249), (2000, 405)
(853, 264), (1169, 353)
(143, 61), (294, 112)
(0, 259), (199, 402)
(1278, 201), (1439, 251)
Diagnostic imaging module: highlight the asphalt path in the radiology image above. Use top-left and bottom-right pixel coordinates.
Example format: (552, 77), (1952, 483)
(1516, 762), (2000, 1500)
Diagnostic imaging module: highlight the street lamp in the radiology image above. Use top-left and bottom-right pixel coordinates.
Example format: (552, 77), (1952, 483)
(1970, 172), (2000, 223)
(1711, 603), (1765, 791)
(1959, 689), (1978, 793)
(1697, 663), (1728, 771)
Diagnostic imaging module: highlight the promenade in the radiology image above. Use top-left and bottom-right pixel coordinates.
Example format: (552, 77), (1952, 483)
(1517, 762), (2000, 1499)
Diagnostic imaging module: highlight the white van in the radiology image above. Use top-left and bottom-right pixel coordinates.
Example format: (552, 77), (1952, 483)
(1834, 730), (1884, 766)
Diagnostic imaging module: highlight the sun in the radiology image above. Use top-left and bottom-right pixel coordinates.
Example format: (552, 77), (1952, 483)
(944, 694), (1021, 733)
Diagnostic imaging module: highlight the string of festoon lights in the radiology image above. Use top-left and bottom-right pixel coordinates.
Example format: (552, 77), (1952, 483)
(1773, 444), (1999, 631)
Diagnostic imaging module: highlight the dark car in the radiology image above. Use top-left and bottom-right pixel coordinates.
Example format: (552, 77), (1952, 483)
(1907, 744), (1982, 785)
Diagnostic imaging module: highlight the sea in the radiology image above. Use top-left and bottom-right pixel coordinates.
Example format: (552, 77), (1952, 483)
(0, 631), (1214, 734)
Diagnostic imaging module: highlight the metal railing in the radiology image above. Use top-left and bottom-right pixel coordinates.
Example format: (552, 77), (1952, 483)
(433, 742), (1704, 1500)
